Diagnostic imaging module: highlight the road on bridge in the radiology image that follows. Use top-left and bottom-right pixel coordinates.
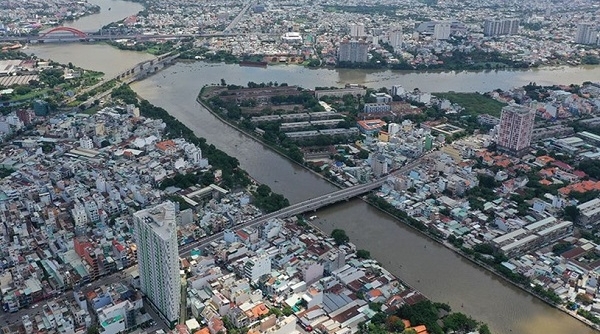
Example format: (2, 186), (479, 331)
(69, 52), (180, 108)
(178, 151), (437, 257)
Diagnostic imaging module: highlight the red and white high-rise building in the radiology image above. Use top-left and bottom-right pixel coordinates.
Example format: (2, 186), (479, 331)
(497, 105), (535, 155)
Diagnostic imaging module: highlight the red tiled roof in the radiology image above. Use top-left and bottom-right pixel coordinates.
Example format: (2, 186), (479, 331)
(552, 161), (573, 171)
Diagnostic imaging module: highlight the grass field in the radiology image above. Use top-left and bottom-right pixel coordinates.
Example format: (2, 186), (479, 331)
(8, 89), (49, 103)
(433, 92), (506, 117)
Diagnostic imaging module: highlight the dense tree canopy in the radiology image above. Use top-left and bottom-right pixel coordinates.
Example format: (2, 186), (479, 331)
(331, 229), (350, 245)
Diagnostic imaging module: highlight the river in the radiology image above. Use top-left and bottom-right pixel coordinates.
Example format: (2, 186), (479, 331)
(26, 43), (156, 78)
(64, 0), (144, 32)
(25, 5), (600, 333)
(162, 62), (600, 92)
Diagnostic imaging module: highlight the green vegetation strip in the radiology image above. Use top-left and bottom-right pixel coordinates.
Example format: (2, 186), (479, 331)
(432, 92), (506, 117)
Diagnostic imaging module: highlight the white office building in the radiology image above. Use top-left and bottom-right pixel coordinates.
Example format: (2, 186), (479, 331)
(133, 201), (180, 326)
(244, 252), (271, 282)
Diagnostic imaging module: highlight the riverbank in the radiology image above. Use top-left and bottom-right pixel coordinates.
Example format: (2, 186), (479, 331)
(181, 55), (600, 75)
(195, 86), (600, 333)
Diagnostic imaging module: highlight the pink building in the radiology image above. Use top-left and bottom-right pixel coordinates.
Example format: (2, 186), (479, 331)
(497, 105), (535, 155)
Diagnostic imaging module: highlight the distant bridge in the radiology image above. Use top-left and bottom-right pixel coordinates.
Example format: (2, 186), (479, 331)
(38, 26), (88, 39)
(0, 28), (240, 43)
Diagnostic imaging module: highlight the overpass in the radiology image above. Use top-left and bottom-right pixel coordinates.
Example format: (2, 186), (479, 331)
(177, 180), (386, 257)
(177, 153), (432, 257)
(72, 52), (180, 108)
(114, 52), (180, 82)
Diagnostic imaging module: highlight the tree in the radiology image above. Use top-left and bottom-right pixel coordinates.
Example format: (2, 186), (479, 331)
(579, 159), (600, 179)
(356, 249), (371, 259)
(478, 174), (498, 189)
(331, 229), (349, 245)
(576, 293), (593, 305)
(442, 312), (478, 332)
(473, 243), (494, 255)
(200, 172), (215, 186)
(87, 326), (100, 334)
(357, 150), (369, 159)
(282, 306), (293, 316)
(268, 307), (282, 317)
(479, 324), (491, 334)
(256, 184), (272, 197)
(369, 302), (382, 312)
(563, 205), (580, 222)
(386, 315), (405, 332)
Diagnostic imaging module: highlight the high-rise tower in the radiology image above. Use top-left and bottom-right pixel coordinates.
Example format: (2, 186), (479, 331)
(133, 201), (180, 327)
(496, 105), (536, 155)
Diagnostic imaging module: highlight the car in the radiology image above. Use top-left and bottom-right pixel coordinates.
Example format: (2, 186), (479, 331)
(299, 322), (313, 332)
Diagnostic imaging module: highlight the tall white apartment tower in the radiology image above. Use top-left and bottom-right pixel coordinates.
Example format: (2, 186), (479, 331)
(388, 25), (403, 51)
(575, 23), (598, 45)
(133, 201), (180, 327)
(496, 105), (536, 155)
(350, 23), (366, 39)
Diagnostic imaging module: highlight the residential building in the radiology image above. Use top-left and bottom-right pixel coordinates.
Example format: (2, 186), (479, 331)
(371, 93), (392, 103)
(133, 201), (180, 327)
(349, 23), (366, 39)
(388, 26), (403, 51)
(244, 252), (271, 282)
(491, 217), (573, 257)
(314, 88), (366, 99)
(391, 85), (405, 97)
(577, 198), (600, 227)
(575, 23), (598, 45)
(80, 136), (93, 150)
(483, 18), (519, 36)
(433, 22), (451, 40)
(372, 154), (388, 178)
(357, 119), (386, 135)
(364, 103), (392, 114)
(338, 40), (369, 63)
(496, 105), (536, 155)
(415, 20), (466, 38)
